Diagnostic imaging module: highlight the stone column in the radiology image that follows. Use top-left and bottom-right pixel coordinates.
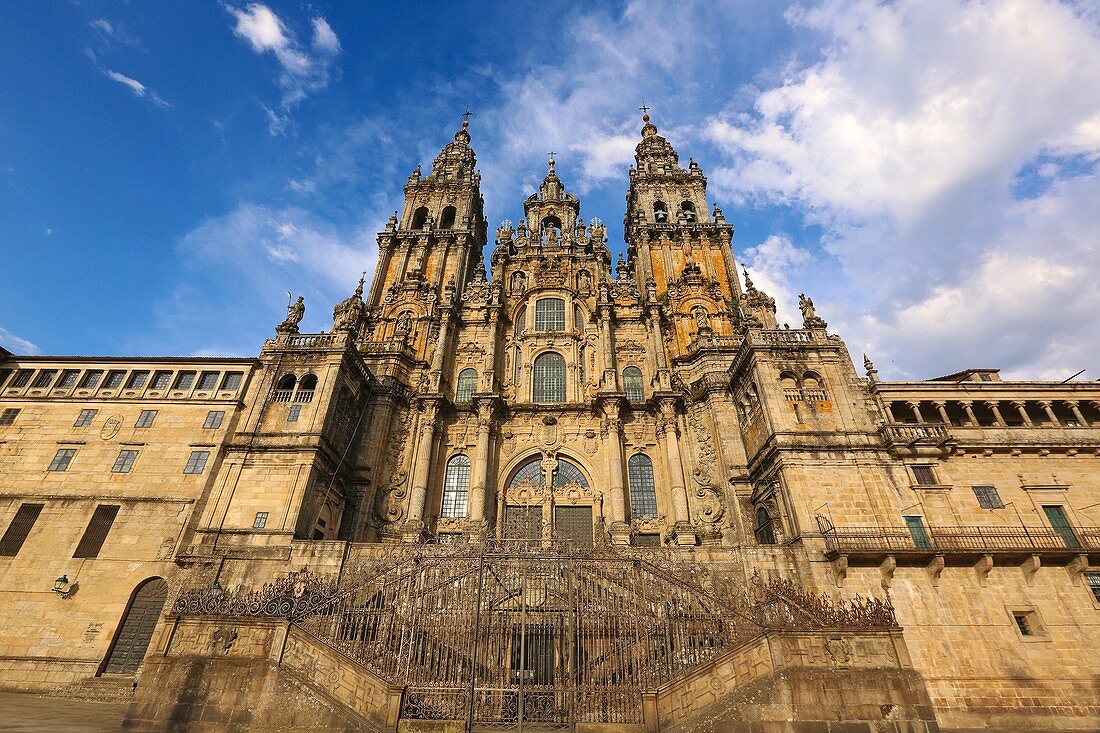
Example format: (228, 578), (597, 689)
(1010, 401), (1032, 426)
(468, 398), (494, 524)
(1065, 401), (1088, 426)
(932, 401), (950, 424)
(959, 401), (977, 426)
(883, 402), (897, 423)
(597, 298), (617, 391)
(1038, 400), (1059, 426)
(406, 398), (440, 540)
(659, 399), (695, 545)
(602, 400), (630, 545)
(985, 401), (1006, 426)
(906, 401), (926, 423)
(648, 303), (672, 391)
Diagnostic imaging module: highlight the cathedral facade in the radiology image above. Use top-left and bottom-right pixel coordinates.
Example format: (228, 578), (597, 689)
(0, 116), (1098, 732)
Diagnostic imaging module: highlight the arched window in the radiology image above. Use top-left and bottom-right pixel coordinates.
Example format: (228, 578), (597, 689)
(455, 368), (478, 403)
(623, 366), (644, 402)
(535, 298), (566, 331)
(275, 374), (296, 400)
(440, 206), (457, 229)
(514, 305), (526, 335)
(411, 206), (430, 229)
(513, 346), (522, 385)
(628, 454), (657, 518)
(802, 371), (823, 389)
(533, 352), (566, 403)
(508, 457), (589, 489)
(755, 505), (777, 545)
(653, 201), (669, 223)
(574, 304), (584, 333)
(680, 200), (696, 222)
(298, 373), (317, 391)
(441, 455), (470, 518)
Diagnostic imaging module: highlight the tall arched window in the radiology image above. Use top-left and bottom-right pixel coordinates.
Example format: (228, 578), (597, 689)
(455, 368), (478, 403)
(533, 352), (566, 403)
(623, 367), (644, 402)
(628, 454), (657, 518)
(755, 505), (777, 544)
(514, 306), (526, 335)
(535, 298), (566, 331)
(441, 455), (470, 518)
(411, 206), (430, 229)
(440, 206), (457, 229)
(574, 304), (584, 333)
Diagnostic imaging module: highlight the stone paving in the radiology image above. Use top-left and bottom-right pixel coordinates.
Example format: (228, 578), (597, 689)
(0, 692), (126, 732)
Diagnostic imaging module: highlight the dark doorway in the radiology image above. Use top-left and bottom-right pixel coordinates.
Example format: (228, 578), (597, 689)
(102, 578), (169, 675)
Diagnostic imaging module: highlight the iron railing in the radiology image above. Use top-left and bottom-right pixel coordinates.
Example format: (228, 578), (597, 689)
(821, 524), (1100, 557)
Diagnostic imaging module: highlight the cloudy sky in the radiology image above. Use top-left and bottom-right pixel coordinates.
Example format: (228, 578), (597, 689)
(1, 1), (1097, 380)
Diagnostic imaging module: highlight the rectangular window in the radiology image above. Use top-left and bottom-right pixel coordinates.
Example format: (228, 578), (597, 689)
(74, 408), (98, 427)
(1042, 505), (1079, 548)
(150, 371), (172, 390)
(287, 404), (302, 422)
(972, 485), (1004, 509)
(0, 408), (20, 425)
(183, 450), (210, 474)
(57, 370), (80, 389)
(174, 371), (196, 390)
(48, 448), (76, 472)
(126, 371), (149, 389)
(197, 372), (219, 390)
(904, 515), (932, 549)
(10, 369), (33, 388)
(1085, 572), (1100, 604)
(221, 372), (243, 390)
(0, 503), (44, 556)
(103, 370), (126, 389)
(79, 370), (103, 389)
(911, 465), (938, 486)
(253, 512), (268, 529)
(31, 369), (58, 388)
(111, 450), (139, 473)
(204, 410), (225, 429)
(72, 505), (120, 558)
(534, 298), (566, 331)
(134, 409), (157, 428)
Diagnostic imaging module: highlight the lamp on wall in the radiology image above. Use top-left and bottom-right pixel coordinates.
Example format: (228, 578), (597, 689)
(52, 575), (72, 597)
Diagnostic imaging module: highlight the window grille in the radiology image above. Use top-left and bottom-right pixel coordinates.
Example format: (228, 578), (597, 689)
(57, 370), (80, 389)
(32, 370), (57, 388)
(623, 367), (645, 402)
(103, 371), (126, 389)
(755, 505), (777, 544)
(555, 506), (593, 547)
(150, 371), (172, 390)
(253, 512), (268, 529)
(503, 506), (542, 540)
(73, 505), (120, 558)
(10, 370), (33, 388)
(628, 454), (657, 518)
(554, 460), (587, 487)
(287, 404), (302, 422)
(441, 455), (471, 518)
(972, 485), (1004, 509)
(455, 369), (478, 403)
(126, 371), (149, 389)
(204, 410), (224, 429)
(0, 504), (44, 556)
(911, 465), (937, 485)
(197, 372), (219, 390)
(578, 346), (585, 385)
(533, 352), (566, 403)
(183, 451), (210, 475)
(534, 298), (566, 331)
(135, 410), (157, 428)
(74, 409), (98, 427)
(174, 371), (196, 390)
(1013, 613), (1032, 636)
(633, 533), (661, 547)
(79, 370), (103, 388)
(0, 408), (20, 425)
(48, 448), (76, 472)
(112, 450), (139, 473)
(1085, 572), (1100, 604)
(221, 372), (243, 390)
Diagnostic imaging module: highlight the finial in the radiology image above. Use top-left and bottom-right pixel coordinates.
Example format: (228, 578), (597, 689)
(462, 106), (473, 128)
(639, 101), (650, 123)
(355, 272), (365, 297)
(546, 151), (556, 174)
(742, 267), (755, 290)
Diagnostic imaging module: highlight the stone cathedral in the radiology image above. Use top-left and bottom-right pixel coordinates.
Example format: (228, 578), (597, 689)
(0, 115), (1098, 733)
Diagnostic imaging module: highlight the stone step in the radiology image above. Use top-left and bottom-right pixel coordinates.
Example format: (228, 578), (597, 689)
(57, 674), (137, 703)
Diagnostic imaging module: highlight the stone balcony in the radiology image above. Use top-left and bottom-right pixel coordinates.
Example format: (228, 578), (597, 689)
(879, 422), (953, 457)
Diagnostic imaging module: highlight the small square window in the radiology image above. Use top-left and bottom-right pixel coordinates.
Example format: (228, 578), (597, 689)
(911, 465), (937, 486)
(79, 370), (103, 389)
(197, 372), (219, 391)
(135, 409), (158, 428)
(221, 372), (243, 390)
(74, 409), (98, 427)
(111, 449), (139, 473)
(31, 370), (58, 388)
(126, 371), (150, 389)
(253, 512), (268, 529)
(174, 371), (196, 390)
(204, 410), (225, 429)
(287, 404), (302, 422)
(973, 485), (1004, 509)
(1085, 572), (1100, 604)
(57, 370), (80, 389)
(103, 371), (126, 389)
(10, 370), (33, 388)
(48, 448), (76, 472)
(1013, 613), (1032, 636)
(1007, 607), (1048, 641)
(183, 450), (210, 474)
(0, 408), (20, 425)
(150, 371), (172, 390)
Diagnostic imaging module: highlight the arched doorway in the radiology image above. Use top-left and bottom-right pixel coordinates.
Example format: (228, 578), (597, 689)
(101, 577), (168, 675)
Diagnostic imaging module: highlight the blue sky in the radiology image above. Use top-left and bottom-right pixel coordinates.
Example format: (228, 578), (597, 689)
(1, 1), (1098, 380)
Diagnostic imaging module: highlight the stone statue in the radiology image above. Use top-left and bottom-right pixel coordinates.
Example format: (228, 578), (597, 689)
(395, 311), (413, 334)
(277, 296), (305, 334)
(799, 293), (828, 329)
(694, 308), (710, 332)
(332, 278), (365, 332)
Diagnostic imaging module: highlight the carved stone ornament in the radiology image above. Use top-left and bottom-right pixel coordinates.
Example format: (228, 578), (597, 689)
(332, 278), (365, 332)
(100, 415), (124, 440)
(211, 627), (238, 654)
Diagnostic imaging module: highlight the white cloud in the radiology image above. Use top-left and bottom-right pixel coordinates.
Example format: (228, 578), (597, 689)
(0, 327), (40, 355)
(85, 49), (170, 108)
(227, 3), (340, 121)
(742, 234), (815, 327)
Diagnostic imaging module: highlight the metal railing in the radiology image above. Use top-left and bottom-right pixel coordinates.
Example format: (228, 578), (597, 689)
(822, 524), (1100, 557)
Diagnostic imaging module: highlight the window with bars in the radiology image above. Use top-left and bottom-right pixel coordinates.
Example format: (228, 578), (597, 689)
(623, 366), (645, 402)
(174, 371), (196, 390)
(74, 409), (98, 427)
(197, 372), (219, 390)
(126, 371), (150, 389)
(79, 370), (103, 389)
(441, 455), (470, 518)
(57, 370), (80, 389)
(253, 512), (268, 529)
(204, 410), (224, 429)
(287, 404), (302, 422)
(534, 298), (566, 331)
(32, 370), (58, 388)
(455, 369), (478, 403)
(183, 450), (210, 474)
(0, 504), (44, 556)
(150, 371), (172, 390)
(628, 454), (658, 518)
(1085, 572), (1100, 604)
(911, 465), (938, 485)
(73, 505), (120, 558)
(103, 371), (126, 389)
(135, 410), (158, 428)
(533, 352), (566, 403)
(755, 505), (777, 544)
(48, 448), (76, 472)
(555, 505), (593, 547)
(0, 408), (20, 425)
(10, 370), (33, 388)
(112, 450), (139, 473)
(973, 485), (1004, 509)
(221, 372), (243, 390)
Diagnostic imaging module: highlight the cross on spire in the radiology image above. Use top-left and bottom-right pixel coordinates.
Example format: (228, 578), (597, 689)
(547, 151), (556, 163)
(462, 106), (474, 124)
(639, 102), (650, 117)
